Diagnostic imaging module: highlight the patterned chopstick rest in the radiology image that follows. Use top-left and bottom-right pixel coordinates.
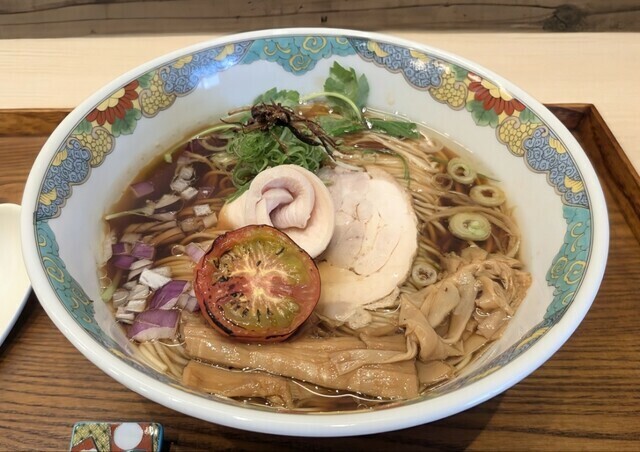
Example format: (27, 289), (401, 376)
(69, 421), (163, 452)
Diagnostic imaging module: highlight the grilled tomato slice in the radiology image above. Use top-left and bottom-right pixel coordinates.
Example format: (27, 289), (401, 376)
(194, 225), (320, 342)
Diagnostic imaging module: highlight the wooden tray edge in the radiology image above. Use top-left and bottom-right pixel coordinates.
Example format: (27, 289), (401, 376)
(547, 104), (640, 241)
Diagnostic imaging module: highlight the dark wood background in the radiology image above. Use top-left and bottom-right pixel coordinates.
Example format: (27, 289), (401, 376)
(1, 0), (639, 39)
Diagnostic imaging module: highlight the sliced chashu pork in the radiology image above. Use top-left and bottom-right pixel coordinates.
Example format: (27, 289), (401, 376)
(218, 165), (335, 258)
(316, 166), (418, 325)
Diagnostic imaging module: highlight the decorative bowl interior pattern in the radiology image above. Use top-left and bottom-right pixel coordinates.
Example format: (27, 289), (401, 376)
(22, 29), (608, 436)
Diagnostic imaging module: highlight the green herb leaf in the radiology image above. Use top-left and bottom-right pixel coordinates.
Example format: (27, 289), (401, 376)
(316, 116), (364, 136)
(324, 62), (370, 112)
(253, 88), (300, 108)
(369, 118), (421, 139)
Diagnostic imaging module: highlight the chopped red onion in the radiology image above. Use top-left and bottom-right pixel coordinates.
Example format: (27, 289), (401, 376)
(130, 181), (155, 198)
(176, 293), (189, 308)
(181, 187), (198, 201)
(112, 254), (137, 270)
(128, 259), (153, 281)
(131, 242), (156, 260)
(127, 309), (180, 341)
(185, 242), (206, 263)
(125, 298), (147, 313)
(139, 268), (171, 289)
(202, 212), (218, 228)
(183, 295), (199, 312)
(194, 204), (212, 217)
(179, 217), (200, 233)
(111, 242), (131, 256)
(177, 293), (199, 312)
(128, 284), (150, 301)
(116, 307), (135, 324)
(150, 280), (188, 310)
(170, 177), (190, 193)
(178, 165), (194, 180)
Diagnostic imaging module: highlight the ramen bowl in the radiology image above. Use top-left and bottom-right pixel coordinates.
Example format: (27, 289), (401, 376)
(21, 28), (608, 437)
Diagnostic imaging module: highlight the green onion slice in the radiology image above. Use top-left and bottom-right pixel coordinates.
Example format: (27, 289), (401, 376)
(447, 157), (477, 185)
(448, 212), (491, 241)
(469, 184), (506, 207)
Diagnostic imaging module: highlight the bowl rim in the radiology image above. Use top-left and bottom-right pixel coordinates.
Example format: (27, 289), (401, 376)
(21, 27), (609, 437)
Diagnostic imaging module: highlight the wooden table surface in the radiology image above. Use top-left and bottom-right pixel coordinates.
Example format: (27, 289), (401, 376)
(1, 32), (640, 450)
(1, 106), (639, 450)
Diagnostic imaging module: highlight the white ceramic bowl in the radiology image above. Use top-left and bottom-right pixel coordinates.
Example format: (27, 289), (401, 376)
(21, 28), (608, 437)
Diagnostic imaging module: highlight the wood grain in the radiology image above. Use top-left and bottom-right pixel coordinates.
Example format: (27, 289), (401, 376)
(1, 0), (639, 38)
(1, 106), (639, 450)
(0, 109), (69, 137)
